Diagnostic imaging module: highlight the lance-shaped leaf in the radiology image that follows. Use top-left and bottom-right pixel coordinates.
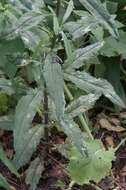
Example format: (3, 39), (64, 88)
(64, 71), (125, 108)
(0, 148), (19, 177)
(26, 157), (44, 190)
(48, 6), (60, 35)
(13, 91), (44, 168)
(62, 0), (74, 24)
(61, 32), (74, 65)
(64, 15), (99, 40)
(14, 11), (47, 33)
(0, 174), (11, 190)
(78, 0), (119, 38)
(44, 55), (65, 119)
(60, 116), (88, 157)
(66, 94), (100, 118)
(66, 42), (103, 71)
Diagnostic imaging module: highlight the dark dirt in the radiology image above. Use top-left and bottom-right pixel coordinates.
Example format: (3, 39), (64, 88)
(1, 112), (126, 190)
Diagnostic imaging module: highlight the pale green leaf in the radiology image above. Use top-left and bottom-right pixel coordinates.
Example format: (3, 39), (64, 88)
(26, 157), (44, 190)
(61, 32), (74, 64)
(14, 11), (46, 33)
(13, 90), (43, 168)
(66, 42), (103, 71)
(62, 0), (74, 24)
(78, 0), (119, 38)
(100, 31), (126, 58)
(48, 6), (60, 35)
(68, 140), (115, 184)
(64, 71), (125, 108)
(66, 94), (100, 118)
(44, 55), (65, 119)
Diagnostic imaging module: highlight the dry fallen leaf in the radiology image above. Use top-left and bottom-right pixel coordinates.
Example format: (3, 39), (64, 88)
(99, 118), (125, 132)
(105, 136), (115, 148)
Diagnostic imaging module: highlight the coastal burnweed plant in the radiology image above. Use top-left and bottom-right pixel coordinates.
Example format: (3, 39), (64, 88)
(0, 0), (125, 189)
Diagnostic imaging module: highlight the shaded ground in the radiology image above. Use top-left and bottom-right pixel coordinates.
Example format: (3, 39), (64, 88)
(0, 111), (126, 190)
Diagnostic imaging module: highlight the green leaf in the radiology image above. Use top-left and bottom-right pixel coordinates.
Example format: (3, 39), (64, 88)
(68, 140), (115, 184)
(100, 31), (126, 58)
(60, 116), (88, 156)
(44, 55), (65, 119)
(65, 42), (104, 71)
(48, 6), (60, 35)
(0, 148), (19, 177)
(13, 90), (44, 168)
(14, 11), (46, 33)
(62, 0), (74, 24)
(64, 71), (125, 108)
(26, 157), (44, 190)
(61, 32), (74, 64)
(64, 15), (99, 40)
(78, 0), (119, 38)
(66, 93), (100, 118)
(0, 174), (11, 190)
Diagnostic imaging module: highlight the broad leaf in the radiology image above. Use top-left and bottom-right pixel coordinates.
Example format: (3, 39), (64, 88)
(68, 140), (115, 184)
(13, 90), (43, 168)
(44, 55), (65, 119)
(26, 157), (44, 190)
(64, 71), (125, 108)
(66, 94), (100, 118)
(78, 0), (119, 38)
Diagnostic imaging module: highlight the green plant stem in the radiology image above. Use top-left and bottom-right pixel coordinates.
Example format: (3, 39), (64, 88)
(64, 83), (94, 140)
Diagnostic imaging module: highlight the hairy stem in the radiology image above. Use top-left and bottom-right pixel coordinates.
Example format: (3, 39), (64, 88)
(64, 83), (94, 140)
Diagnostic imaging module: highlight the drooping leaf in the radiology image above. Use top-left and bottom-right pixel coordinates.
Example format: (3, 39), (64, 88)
(0, 174), (11, 190)
(65, 42), (104, 71)
(60, 116), (88, 157)
(13, 90), (44, 168)
(66, 94), (100, 118)
(43, 55), (65, 119)
(26, 157), (44, 190)
(62, 0), (74, 24)
(64, 71), (125, 108)
(0, 148), (19, 177)
(78, 0), (119, 38)
(68, 140), (115, 184)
